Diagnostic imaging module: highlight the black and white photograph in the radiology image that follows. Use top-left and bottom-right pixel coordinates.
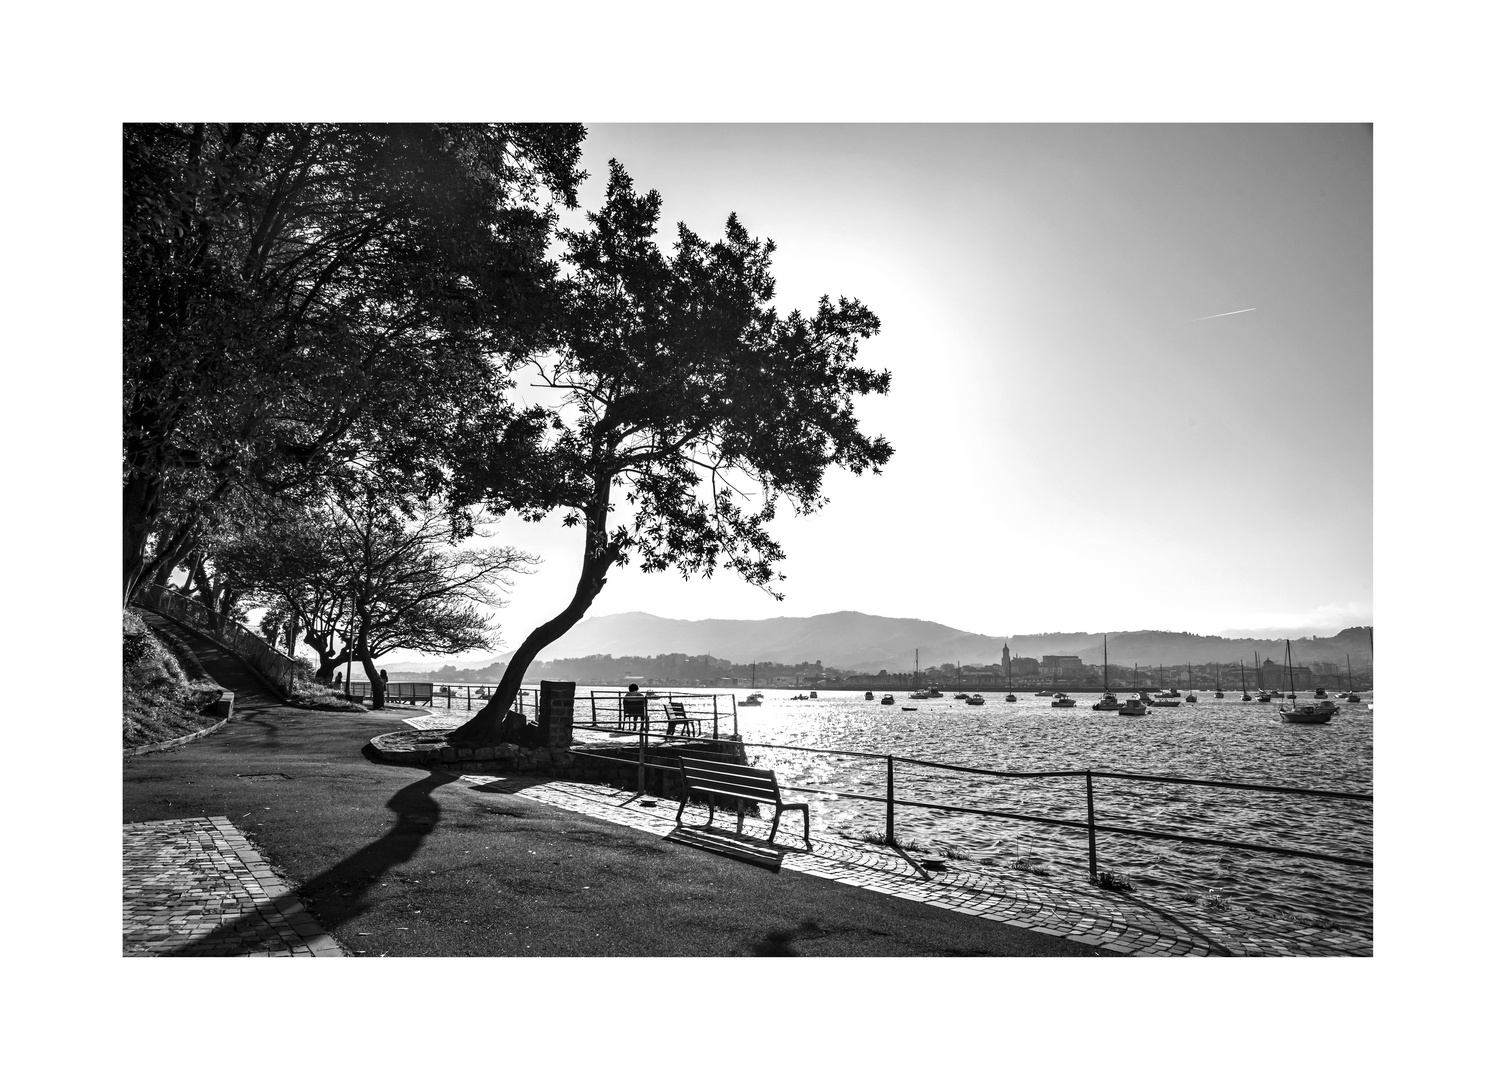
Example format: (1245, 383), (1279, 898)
(11, 4), (1487, 1075)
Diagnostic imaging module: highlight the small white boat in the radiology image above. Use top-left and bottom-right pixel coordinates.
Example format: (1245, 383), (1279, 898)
(1118, 697), (1149, 716)
(1004, 693), (1017, 702)
(966, 693), (986, 705)
(740, 692), (764, 707)
(880, 694), (896, 705)
(1051, 692), (1077, 707)
(1093, 691), (1123, 711)
(864, 690), (874, 700)
(953, 692), (969, 700)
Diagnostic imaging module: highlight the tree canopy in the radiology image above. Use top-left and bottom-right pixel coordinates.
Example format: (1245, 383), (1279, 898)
(123, 123), (585, 604)
(449, 162), (892, 745)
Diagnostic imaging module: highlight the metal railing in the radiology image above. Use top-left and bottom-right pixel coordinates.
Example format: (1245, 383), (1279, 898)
(562, 708), (1371, 886)
(134, 583), (299, 696)
(427, 683), (538, 716)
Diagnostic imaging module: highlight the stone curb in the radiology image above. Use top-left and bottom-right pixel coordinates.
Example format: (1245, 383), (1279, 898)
(124, 713), (232, 758)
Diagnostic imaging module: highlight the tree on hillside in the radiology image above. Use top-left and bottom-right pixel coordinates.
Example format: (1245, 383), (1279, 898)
(447, 162), (892, 746)
(123, 123), (585, 604)
(219, 488), (534, 708)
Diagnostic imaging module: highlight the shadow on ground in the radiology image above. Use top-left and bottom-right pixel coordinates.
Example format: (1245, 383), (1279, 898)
(165, 770), (458, 956)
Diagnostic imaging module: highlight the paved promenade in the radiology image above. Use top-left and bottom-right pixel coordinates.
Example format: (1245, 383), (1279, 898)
(124, 817), (343, 956)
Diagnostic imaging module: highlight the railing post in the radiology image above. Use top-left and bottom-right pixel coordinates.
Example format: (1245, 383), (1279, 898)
(591, 692), (597, 729)
(886, 755), (896, 846)
(638, 712), (648, 794)
(713, 695), (719, 742)
(466, 686), (471, 710)
(1086, 770), (1098, 883)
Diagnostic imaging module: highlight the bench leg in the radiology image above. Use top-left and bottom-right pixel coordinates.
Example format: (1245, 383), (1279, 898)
(770, 807), (783, 845)
(736, 800), (745, 835)
(801, 807), (812, 850)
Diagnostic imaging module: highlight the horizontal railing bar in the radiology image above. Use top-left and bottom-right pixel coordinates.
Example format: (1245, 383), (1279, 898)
(1084, 821), (1373, 867)
(887, 796), (1371, 868)
(1085, 770), (1372, 801)
(890, 756), (1089, 778)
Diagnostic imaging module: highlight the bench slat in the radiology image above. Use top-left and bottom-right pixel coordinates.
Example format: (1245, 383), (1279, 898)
(685, 781), (780, 803)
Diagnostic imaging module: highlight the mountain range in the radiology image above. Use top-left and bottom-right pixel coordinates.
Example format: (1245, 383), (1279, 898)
(382, 611), (1373, 674)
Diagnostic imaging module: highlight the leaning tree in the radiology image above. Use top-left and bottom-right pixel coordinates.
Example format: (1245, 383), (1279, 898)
(447, 162), (892, 746)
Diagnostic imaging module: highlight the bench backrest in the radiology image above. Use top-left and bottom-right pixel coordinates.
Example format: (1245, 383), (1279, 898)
(679, 757), (780, 805)
(668, 701), (688, 719)
(623, 696), (647, 718)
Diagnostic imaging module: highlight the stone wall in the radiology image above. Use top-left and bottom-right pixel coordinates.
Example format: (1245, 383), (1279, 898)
(368, 732), (753, 807)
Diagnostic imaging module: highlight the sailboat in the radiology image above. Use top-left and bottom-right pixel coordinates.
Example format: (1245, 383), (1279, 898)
(1004, 647), (1017, 702)
(1255, 651), (1273, 702)
(1152, 664), (1181, 706)
(1185, 663), (1198, 703)
(1345, 654), (1361, 703)
(1213, 664), (1224, 699)
(1093, 635), (1122, 710)
(1280, 639), (1338, 723)
(1239, 660), (1252, 702)
(1120, 662), (1149, 715)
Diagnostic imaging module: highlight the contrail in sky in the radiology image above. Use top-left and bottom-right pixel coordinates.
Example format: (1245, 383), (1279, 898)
(1193, 307), (1257, 321)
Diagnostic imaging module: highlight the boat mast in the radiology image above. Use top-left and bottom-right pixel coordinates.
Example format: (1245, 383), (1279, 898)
(1102, 635), (1108, 692)
(1346, 652), (1354, 693)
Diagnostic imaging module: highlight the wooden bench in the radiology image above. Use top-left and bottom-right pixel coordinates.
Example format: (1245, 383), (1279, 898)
(621, 695), (648, 731)
(675, 757), (811, 849)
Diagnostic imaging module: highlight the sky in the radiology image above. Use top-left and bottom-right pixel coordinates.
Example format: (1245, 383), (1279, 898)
(394, 124), (1371, 664)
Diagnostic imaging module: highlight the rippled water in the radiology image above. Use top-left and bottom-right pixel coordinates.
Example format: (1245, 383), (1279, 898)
(433, 686), (1373, 928)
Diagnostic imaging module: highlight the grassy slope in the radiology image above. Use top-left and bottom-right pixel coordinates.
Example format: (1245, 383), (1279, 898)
(123, 610), (224, 749)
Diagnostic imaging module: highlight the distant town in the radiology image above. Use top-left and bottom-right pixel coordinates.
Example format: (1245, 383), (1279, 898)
(403, 645), (1371, 693)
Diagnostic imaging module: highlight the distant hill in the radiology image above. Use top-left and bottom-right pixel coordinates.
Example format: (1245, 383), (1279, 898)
(381, 611), (1373, 675)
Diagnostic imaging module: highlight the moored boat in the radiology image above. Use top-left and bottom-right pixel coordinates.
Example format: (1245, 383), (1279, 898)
(881, 694), (895, 705)
(740, 691), (764, 706)
(1280, 640), (1337, 724)
(1093, 637), (1122, 709)
(1051, 692), (1077, 707)
(1118, 696), (1148, 716)
(967, 693), (986, 705)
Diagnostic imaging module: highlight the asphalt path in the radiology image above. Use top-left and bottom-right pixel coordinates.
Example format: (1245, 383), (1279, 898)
(123, 652), (1107, 957)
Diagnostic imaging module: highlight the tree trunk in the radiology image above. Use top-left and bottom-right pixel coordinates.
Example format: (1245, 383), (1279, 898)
(356, 620), (385, 710)
(448, 526), (615, 747)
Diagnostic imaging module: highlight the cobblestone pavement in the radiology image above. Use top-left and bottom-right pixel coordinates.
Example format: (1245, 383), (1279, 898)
(455, 771), (1371, 957)
(123, 818), (344, 957)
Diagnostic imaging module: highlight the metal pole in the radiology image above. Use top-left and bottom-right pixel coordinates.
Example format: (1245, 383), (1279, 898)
(466, 686), (471, 710)
(1086, 770), (1098, 883)
(886, 755), (896, 846)
(638, 713), (647, 793)
(713, 695), (719, 742)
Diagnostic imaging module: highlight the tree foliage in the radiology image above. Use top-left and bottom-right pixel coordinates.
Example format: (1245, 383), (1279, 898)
(123, 123), (585, 603)
(448, 162), (892, 745)
(218, 486), (534, 709)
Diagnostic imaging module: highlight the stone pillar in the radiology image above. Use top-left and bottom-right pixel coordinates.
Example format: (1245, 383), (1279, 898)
(538, 681), (575, 748)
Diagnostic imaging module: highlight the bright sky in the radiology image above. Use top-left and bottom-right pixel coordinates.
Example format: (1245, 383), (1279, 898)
(410, 124), (1371, 663)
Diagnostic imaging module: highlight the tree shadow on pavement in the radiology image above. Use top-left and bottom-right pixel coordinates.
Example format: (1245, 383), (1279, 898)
(165, 770), (459, 956)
